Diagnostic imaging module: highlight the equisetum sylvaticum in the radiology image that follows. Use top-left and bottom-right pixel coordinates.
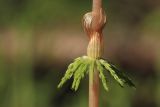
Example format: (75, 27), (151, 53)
(58, 0), (135, 107)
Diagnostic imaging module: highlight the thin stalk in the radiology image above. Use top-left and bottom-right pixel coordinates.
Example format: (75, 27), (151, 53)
(92, 0), (102, 13)
(92, 0), (103, 31)
(89, 68), (99, 107)
(88, 0), (103, 107)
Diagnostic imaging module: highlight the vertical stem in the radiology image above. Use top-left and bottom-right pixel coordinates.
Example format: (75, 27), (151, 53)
(92, 0), (102, 13)
(89, 68), (99, 107)
(88, 0), (103, 107)
(92, 0), (103, 31)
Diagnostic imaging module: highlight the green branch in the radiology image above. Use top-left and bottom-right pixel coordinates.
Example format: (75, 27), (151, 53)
(58, 56), (135, 91)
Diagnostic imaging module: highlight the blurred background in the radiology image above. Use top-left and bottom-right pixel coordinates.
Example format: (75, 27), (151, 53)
(0, 0), (160, 107)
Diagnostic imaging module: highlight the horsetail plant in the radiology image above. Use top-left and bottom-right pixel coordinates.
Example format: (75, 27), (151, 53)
(58, 0), (135, 107)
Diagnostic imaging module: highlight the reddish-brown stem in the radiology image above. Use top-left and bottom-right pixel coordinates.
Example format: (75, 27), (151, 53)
(89, 69), (99, 107)
(86, 0), (104, 107)
(88, 0), (102, 107)
(92, 0), (102, 13)
(92, 0), (103, 31)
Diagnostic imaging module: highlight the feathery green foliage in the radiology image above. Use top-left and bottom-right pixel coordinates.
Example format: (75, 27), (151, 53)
(58, 56), (135, 91)
(57, 57), (83, 88)
(99, 59), (135, 88)
(72, 58), (90, 91)
(96, 60), (109, 91)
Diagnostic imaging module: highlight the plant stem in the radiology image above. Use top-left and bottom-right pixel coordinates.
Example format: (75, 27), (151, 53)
(89, 68), (99, 107)
(88, 0), (103, 107)
(92, 0), (102, 13)
(92, 0), (103, 31)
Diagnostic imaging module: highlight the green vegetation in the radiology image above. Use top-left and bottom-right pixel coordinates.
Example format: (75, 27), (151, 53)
(58, 56), (135, 91)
